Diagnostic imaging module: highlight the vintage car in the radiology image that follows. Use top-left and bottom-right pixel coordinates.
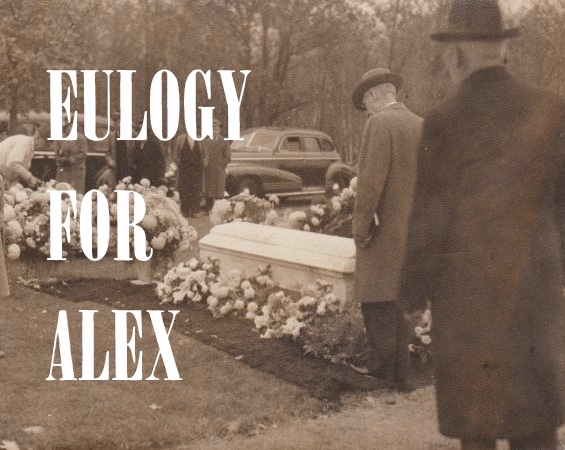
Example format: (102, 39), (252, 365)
(226, 127), (354, 197)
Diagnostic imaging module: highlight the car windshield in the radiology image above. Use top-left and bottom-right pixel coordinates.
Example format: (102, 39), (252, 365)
(231, 132), (278, 152)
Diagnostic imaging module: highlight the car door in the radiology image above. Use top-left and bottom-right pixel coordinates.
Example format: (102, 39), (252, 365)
(276, 135), (307, 183)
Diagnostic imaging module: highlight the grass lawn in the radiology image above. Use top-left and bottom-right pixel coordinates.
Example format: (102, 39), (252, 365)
(0, 284), (324, 450)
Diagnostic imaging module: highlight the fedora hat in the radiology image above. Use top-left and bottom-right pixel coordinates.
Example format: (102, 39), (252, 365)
(432, 0), (520, 42)
(352, 68), (403, 111)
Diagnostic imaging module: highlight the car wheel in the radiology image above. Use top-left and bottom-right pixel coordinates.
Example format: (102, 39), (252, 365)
(237, 177), (262, 196)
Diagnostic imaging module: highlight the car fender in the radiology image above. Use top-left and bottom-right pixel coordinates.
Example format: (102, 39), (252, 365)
(226, 163), (302, 196)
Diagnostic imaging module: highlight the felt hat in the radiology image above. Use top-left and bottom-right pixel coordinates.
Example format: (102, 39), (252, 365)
(352, 68), (403, 111)
(431, 0), (520, 42)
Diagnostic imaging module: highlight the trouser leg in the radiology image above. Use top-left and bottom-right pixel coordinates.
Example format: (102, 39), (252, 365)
(361, 301), (409, 382)
(509, 429), (558, 450)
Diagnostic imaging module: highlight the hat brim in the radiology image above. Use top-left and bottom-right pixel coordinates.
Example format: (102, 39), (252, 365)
(352, 73), (404, 111)
(431, 27), (520, 42)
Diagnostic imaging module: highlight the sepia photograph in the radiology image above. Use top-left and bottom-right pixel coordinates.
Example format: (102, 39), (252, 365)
(0, 0), (564, 449)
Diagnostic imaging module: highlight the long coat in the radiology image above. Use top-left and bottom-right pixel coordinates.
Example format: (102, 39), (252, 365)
(132, 135), (166, 186)
(104, 130), (135, 186)
(401, 66), (565, 439)
(175, 133), (203, 215)
(202, 135), (231, 199)
(56, 133), (87, 194)
(353, 102), (422, 303)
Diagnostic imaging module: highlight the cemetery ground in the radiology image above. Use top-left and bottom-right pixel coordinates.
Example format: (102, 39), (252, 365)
(1, 281), (451, 450)
(2, 207), (565, 449)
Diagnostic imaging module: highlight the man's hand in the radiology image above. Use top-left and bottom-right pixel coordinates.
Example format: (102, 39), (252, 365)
(28, 176), (42, 188)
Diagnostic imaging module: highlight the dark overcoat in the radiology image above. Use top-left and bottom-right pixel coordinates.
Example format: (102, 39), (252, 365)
(105, 130), (135, 186)
(132, 135), (165, 186)
(175, 133), (203, 214)
(202, 135), (231, 199)
(56, 133), (87, 194)
(353, 103), (422, 303)
(401, 66), (565, 439)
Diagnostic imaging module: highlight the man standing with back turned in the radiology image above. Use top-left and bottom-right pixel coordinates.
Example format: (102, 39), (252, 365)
(350, 68), (422, 388)
(401, 1), (565, 449)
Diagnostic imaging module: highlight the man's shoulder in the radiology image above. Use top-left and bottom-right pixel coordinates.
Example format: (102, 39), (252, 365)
(3, 134), (31, 147)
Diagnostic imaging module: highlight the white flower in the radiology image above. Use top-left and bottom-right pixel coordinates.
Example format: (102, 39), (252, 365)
(151, 234), (167, 250)
(421, 335), (432, 345)
(288, 211), (307, 223)
(309, 205), (324, 216)
(207, 296), (219, 308)
(234, 300), (245, 310)
(254, 314), (269, 329)
(264, 209), (278, 225)
(331, 200), (342, 212)
(216, 286), (229, 300)
(3, 205), (16, 221)
(219, 303), (233, 316)
(25, 237), (36, 249)
(7, 244), (20, 259)
(243, 288), (255, 299)
(349, 177), (357, 190)
(141, 214), (158, 230)
(415, 326), (425, 336)
(188, 258), (200, 270)
(316, 301), (327, 315)
(245, 311), (256, 320)
(15, 191), (27, 203)
(4, 194), (15, 205)
(303, 224), (311, 232)
(233, 201), (245, 217)
(240, 280), (252, 290)
(422, 309), (432, 325)
(311, 217), (320, 227)
(139, 178), (151, 187)
(247, 302), (258, 313)
(5, 220), (23, 241)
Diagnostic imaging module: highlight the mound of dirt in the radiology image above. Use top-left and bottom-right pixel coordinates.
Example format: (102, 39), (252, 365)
(38, 279), (433, 401)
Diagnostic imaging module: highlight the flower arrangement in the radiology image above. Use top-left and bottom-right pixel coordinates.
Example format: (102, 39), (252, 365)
(208, 177), (357, 238)
(301, 303), (369, 364)
(209, 191), (279, 226)
(253, 280), (344, 339)
(107, 177), (197, 259)
(284, 204), (332, 233)
(3, 177), (197, 261)
(4, 181), (83, 259)
(408, 307), (432, 363)
(157, 259), (378, 364)
(157, 257), (277, 319)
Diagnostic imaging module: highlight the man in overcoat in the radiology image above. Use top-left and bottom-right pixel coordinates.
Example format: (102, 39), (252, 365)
(203, 119), (231, 211)
(351, 68), (422, 386)
(56, 122), (87, 194)
(131, 125), (166, 187)
(105, 111), (135, 186)
(174, 126), (203, 217)
(401, 1), (565, 449)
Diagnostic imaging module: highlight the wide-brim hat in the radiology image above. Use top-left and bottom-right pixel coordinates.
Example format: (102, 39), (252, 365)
(432, 0), (520, 42)
(352, 68), (403, 111)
